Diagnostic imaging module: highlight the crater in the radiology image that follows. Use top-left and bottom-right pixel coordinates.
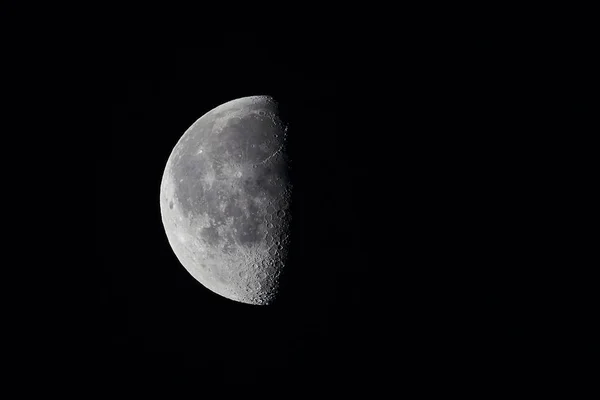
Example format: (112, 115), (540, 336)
(277, 199), (288, 209)
(248, 280), (261, 291)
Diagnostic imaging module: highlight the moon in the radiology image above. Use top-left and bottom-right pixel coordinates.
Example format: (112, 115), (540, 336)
(159, 95), (292, 305)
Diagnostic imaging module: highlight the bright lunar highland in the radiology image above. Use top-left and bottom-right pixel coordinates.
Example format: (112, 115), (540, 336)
(159, 95), (292, 305)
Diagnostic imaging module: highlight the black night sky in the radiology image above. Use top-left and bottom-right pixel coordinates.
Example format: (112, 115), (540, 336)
(94, 37), (553, 388)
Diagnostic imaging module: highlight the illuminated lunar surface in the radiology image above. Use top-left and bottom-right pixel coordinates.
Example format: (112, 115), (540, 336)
(159, 95), (292, 305)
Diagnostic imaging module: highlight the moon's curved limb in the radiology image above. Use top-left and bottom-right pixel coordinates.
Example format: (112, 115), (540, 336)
(159, 95), (292, 305)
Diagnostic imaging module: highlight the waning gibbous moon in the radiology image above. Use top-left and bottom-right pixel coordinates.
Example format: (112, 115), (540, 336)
(159, 95), (292, 305)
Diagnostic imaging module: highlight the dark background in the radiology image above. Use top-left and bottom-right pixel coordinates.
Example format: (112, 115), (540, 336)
(95, 43), (371, 386)
(92, 32), (582, 388)
(0, 5), (587, 392)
